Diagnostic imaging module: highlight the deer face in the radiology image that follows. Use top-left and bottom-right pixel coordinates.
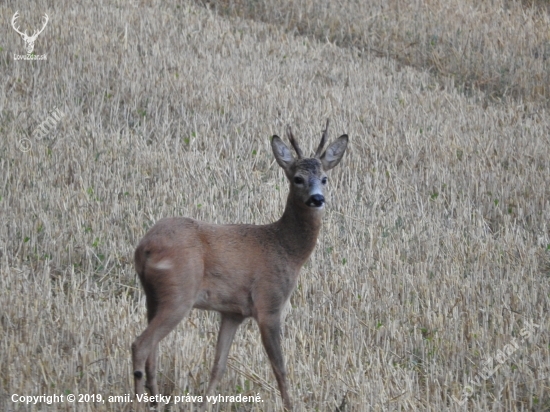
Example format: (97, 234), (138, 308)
(289, 158), (328, 208)
(21, 35), (38, 54)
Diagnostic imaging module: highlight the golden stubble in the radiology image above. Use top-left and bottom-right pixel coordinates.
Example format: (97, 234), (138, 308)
(0, 0), (549, 410)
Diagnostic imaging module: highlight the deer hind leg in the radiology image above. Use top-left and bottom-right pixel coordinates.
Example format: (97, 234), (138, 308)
(199, 312), (244, 411)
(132, 288), (192, 401)
(143, 293), (160, 397)
(144, 345), (159, 397)
(257, 313), (292, 411)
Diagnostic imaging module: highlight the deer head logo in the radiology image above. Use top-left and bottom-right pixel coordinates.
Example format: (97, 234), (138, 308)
(11, 11), (49, 55)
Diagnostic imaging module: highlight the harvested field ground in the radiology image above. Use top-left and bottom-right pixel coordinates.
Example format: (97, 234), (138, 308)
(1, 0), (549, 411)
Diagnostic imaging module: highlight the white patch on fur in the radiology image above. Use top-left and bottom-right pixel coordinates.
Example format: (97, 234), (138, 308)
(308, 182), (323, 197)
(150, 259), (173, 270)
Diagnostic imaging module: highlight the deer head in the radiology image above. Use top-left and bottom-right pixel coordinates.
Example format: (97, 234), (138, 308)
(271, 119), (349, 209)
(12, 11), (49, 55)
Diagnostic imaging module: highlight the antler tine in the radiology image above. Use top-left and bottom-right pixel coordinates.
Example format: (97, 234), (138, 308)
(286, 125), (303, 159)
(11, 11), (27, 36)
(34, 14), (49, 37)
(314, 119), (330, 158)
(31, 14), (48, 38)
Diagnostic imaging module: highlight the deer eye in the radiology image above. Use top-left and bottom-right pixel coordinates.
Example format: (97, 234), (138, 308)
(321, 177), (328, 185)
(293, 176), (304, 185)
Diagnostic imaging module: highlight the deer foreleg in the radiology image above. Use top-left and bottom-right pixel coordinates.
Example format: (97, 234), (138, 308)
(200, 312), (244, 411)
(258, 314), (292, 411)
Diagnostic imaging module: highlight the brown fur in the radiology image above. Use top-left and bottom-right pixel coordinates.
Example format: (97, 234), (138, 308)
(131, 125), (348, 411)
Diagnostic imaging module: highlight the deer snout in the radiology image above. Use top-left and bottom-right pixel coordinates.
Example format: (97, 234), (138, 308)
(306, 194), (325, 208)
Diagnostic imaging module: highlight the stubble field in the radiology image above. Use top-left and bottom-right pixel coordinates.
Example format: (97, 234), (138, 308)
(1, 0), (549, 411)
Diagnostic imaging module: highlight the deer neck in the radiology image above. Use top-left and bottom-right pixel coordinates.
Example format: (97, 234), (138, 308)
(274, 192), (324, 264)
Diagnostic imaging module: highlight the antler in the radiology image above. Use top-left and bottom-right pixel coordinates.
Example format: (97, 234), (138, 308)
(31, 14), (49, 39)
(286, 125), (303, 159)
(11, 12), (27, 37)
(314, 119), (330, 158)
(12, 12), (49, 40)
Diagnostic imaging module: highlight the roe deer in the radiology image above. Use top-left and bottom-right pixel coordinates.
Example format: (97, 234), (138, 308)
(131, 120), (348, 411)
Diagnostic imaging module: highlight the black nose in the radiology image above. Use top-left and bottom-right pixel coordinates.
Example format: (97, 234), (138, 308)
(306, 194), (325, 208)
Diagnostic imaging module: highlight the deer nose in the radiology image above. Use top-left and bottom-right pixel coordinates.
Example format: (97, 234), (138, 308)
(306, 194), (325, 208)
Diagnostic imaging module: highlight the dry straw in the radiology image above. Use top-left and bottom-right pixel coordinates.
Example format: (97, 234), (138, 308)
(1, 0), (549, 411)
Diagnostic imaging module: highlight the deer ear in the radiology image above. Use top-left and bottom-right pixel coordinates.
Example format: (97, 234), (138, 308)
(271, 135), (295, 170)
(320, 135), (348, 170)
